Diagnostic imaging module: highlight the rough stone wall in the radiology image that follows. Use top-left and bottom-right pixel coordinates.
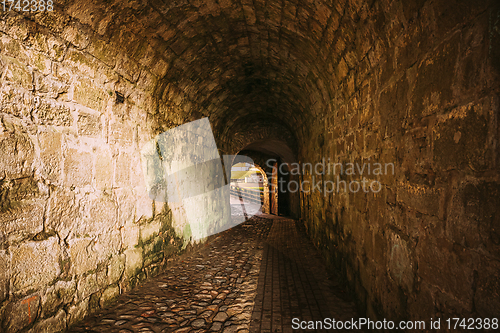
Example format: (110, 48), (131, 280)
(0, 9), (201, 333)
(302, 0), (500, 323)
(0, 0), (499, 330)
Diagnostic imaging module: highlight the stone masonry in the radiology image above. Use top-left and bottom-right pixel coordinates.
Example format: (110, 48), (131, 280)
(0, 0), (499, 332)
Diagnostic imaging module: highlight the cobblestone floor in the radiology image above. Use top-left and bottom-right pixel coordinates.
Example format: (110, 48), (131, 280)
(70, 214), (361, 333)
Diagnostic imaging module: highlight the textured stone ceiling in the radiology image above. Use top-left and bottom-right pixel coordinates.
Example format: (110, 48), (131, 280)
(3, 0), (486, 160)
(25, 0), (484, 157)
(61, 0), (349, 156)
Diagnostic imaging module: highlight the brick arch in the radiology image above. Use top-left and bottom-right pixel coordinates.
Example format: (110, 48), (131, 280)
(228, 156), (271, 215)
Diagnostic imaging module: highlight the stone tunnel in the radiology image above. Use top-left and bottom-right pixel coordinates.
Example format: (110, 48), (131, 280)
(1, 0), (499, 332)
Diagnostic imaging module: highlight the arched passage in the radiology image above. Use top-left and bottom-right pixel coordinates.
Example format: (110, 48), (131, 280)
(0, 0), (499, 331)
(228, 158), (270, 216)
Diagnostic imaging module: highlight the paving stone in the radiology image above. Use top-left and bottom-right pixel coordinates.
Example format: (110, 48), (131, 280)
(211, 322), (223, 331)
(223, 325), (240, 333)
(69, 216), (361, 332)
(173, 328), (190, 333)
(191, 318), (206, 328)
(213, 311), (229, 322)
(199, 310), (213, 318)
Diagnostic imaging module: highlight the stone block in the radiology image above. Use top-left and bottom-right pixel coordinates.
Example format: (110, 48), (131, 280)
(140, 218), (163, 244)
(100, 284), (120, 308)
(64, 148), (92, 187)
(68, 238), (97, 276)
(73, 79), (107, 112)
(151, 58), (169, 78)
(124, 248), (143, 278)
(88, 292), (101, 313)
(416, 233), (475, 309)
(78, 195), (118, 235)
(0, 85), (28, 117)
(94, 148), (113, 190)
(336, 57), (349, 81)
(28, 309), (66, 333)
(93, 265), (106, 290)
(87, 37), (118, 67)
(411, 34), (459, 118)
(115, 53), (140, 82)
(378, 77), (408, 135)
(0, 131), (34, 179)
(94, 230), (122, 263)
(1, 176), (41, 204)
(0, 34), (30, 64)
(115, 153), (131, 187)
(396, 181), (442, 217)
(433, 103), (490, 172)
(110, 121), (134, 145)
(387, 233), (414, 293)
(66, 298), (88, 327)
(115, 188), (135, 225)
(3, 294), (40, 333)
(37, 101), (72, 126)
(107, 254), (125, 285)
(29, 32), (66, 62)
(130, 153), (146, 188)
(39, 131), (63, 183)
(41, 280), (76, 317)
(28, 51), (52, 76)
(122, 223), (140, 249)
(64, 48), (97, 78)
(0, 175), (46, 241)
(45, 187), (78, 241)
(35, 74), (70, 98)
(1, 55), (33, 90)
(77, 112), (102, 137)
(11, 237), (62, 294)
(61, 24), (90, 49)
(0, 250), (9, 303)
(447, 181), (500, 256)
(0, 199), (45, 243)
(77, 273), (99, 300)
(474, 257), (500, 317)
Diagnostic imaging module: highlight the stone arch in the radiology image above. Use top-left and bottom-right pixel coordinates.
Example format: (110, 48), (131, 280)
(229, 157), (270, 215)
